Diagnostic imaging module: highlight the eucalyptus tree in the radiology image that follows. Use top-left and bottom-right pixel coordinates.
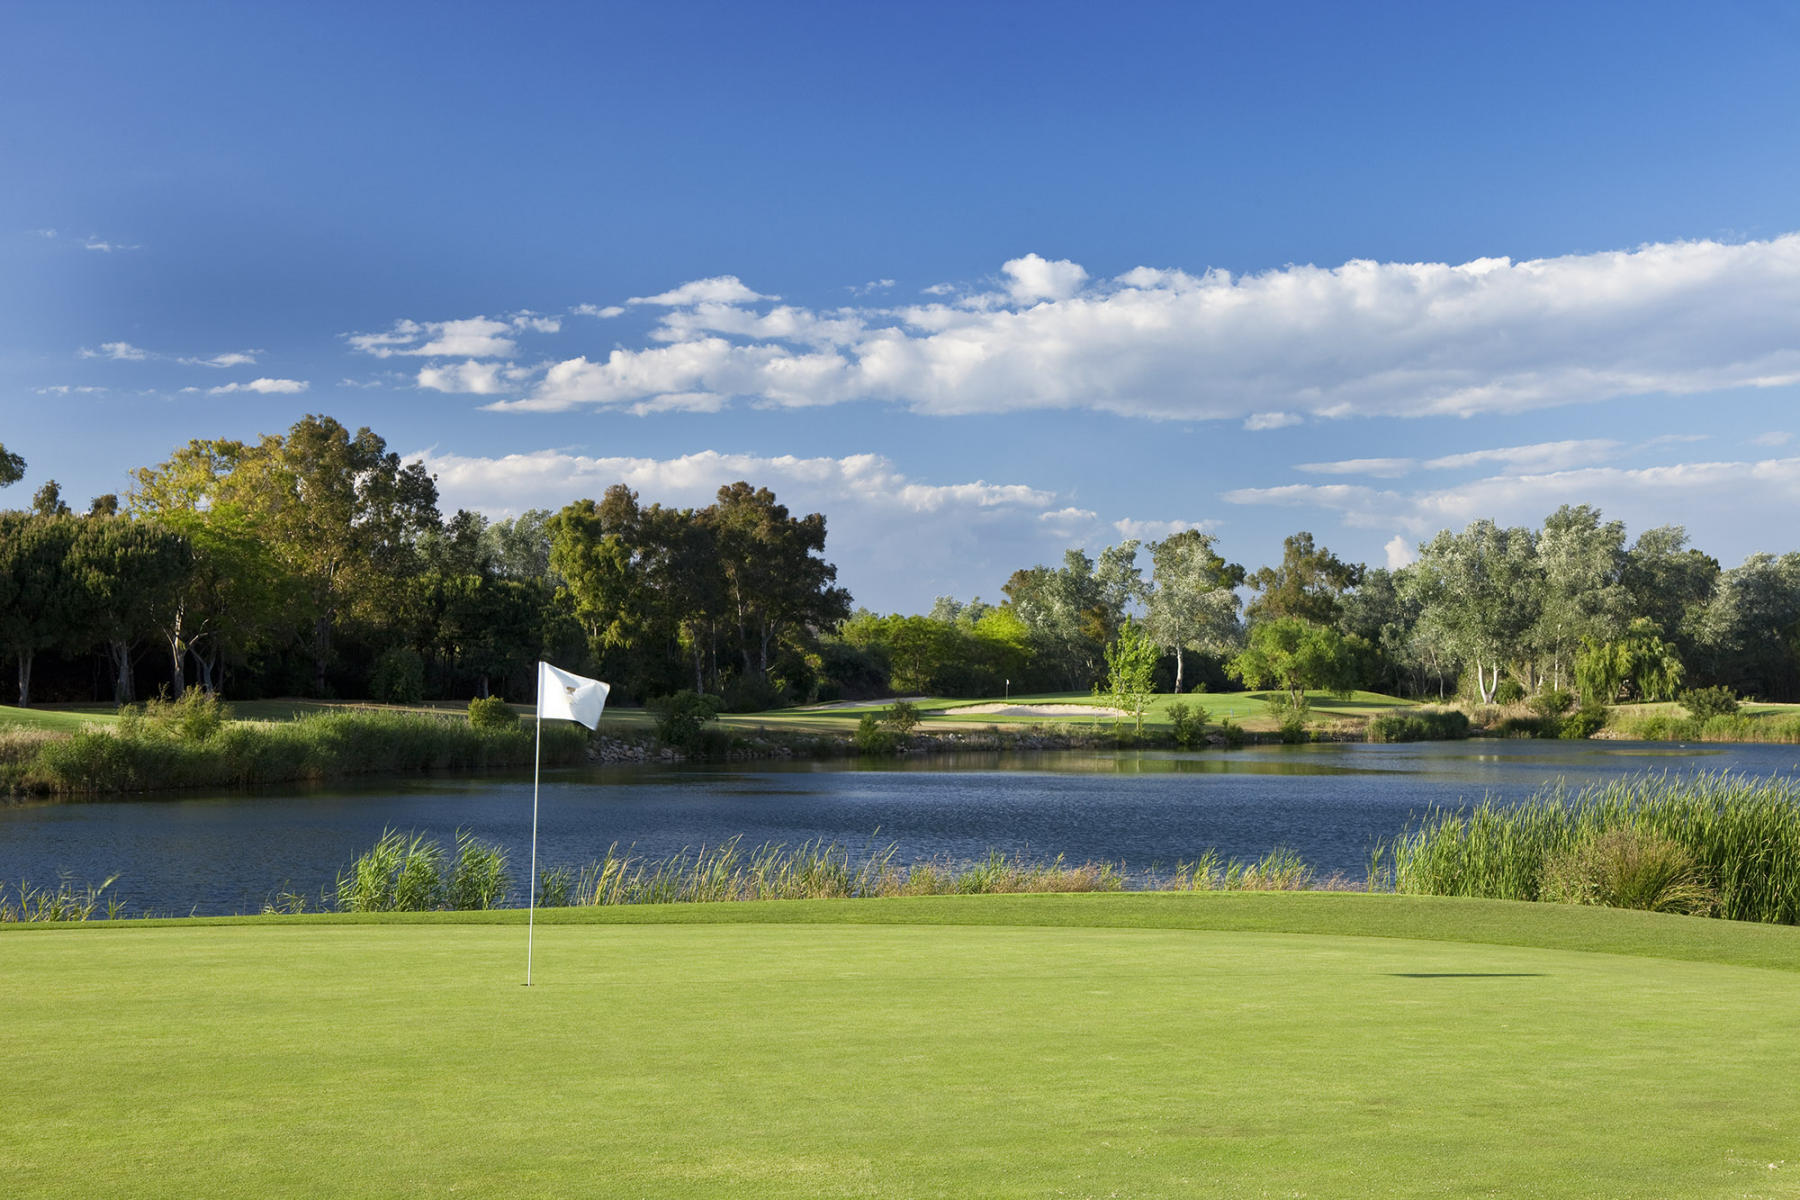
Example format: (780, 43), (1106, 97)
(1003, 542), (1143, 690)
(132, 438), (292, 696)
(1142, 529), (1244, 694)
(0, 442), (23, 487)
(1245, 532), (1363, 626)
(1529, 505), (1628, 691)
(710, 481), (850, 684)
(1406, 520), (1542, 704)
(1621, 525), (1718, 668)
(1693, 552), (1800, 699)
(0, 513), (76, 705)
(217, 415), (440, 693)
(65, 515), (192, 703)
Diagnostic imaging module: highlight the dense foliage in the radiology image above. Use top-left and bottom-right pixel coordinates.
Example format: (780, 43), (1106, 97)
(8, 418), (1800, 711)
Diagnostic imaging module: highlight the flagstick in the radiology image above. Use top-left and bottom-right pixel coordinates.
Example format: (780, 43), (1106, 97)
(527, 670), (542, 987)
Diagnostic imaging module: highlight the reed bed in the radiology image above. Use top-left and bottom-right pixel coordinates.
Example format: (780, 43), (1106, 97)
(528, 837), (1321, 907)
(0, 875), (122, 922)
(2, 705), (589, 797)
(1376, 772), (1800, 923)
(1608, 711), (1800, 744)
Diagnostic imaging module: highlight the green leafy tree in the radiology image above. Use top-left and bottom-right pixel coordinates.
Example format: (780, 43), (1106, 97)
(0, 514), (77, 705)
(1576, 618), (1685, 705)
(1142, 530), (1244, 694)
(30, 480), (70, 517)
(1003, 542), (1143, 689)
(1228, 617), (1357, 709)
(1529, 505), (1628, 691)
(1406, 520), (1542, 704)
(710, 481), (850, 686)
(0, 442), (23, 488)
(1245, 532), (1363, 625)
(1097, 617), (1159, 733)
(65, 516), (192, 703)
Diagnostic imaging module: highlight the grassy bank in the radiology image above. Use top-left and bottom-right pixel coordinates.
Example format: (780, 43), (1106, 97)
(1378, 772), (1800, 923)
(1606, 700), (1800, 743)
(0, 704), (589, 798)
(5, 893), (1799, 1198)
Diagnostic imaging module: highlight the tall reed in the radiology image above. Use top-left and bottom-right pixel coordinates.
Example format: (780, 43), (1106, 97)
(1376, 772), (1800, 924)
(0, 875), (122, 922)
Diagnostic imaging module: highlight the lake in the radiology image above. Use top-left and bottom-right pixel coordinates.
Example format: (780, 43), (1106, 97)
(5, 739), (1798, 915)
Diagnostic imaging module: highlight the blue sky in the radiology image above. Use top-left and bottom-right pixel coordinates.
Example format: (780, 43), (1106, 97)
(5, 0), (1800, 611)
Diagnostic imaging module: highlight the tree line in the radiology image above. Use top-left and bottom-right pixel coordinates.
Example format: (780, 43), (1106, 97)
(4, 418), (1799, 710)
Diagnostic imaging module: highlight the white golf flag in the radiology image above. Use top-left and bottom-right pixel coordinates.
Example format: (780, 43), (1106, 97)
(537, 661), (609, 729)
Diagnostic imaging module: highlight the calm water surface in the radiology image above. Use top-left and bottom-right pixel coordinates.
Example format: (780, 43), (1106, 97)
(5, 739), (1798, 915)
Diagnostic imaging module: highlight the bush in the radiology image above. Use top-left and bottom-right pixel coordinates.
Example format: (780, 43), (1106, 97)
(1277, 711), (1310, 744)
(1494, 713), (1556, 739)
(647, 690), (724, 750)
(120, 690), (228, 742)
(1217, 718), (1246, 748)
(854, 711), (897, 755)
(1528, 689), (1572, 720)
(721, 676), (785, 713)
(1680, 685), (1740, 721)
(885, 700), (921, 735)
(467, 695), (520, 731)
(1166, 701), (1209, 749)
(1540, 827), (1716, 916)
(1558, 704), (1607, 739)
(1366, 708), (1471, 743)
(369, 647), (426, 705)
(1493, 679), (1526, 706)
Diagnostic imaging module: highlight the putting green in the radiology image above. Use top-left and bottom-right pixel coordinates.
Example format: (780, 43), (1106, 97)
(6, 897), (1800, 1198)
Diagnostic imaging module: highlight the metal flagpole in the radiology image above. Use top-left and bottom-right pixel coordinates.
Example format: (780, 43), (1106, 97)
(527, 664), (542, 986)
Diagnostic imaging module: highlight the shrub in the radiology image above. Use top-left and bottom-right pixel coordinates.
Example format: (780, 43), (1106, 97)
(1495, 713), (1557, 739)
(1366, 708), (1471, 743)
(885, 700), (921, 735)
(1493, 679), (1526, 706)
(120, 690), (228, 742)
(1217, 718), (1246, 748)
(854, 711), (897, 755)
(1540, 827), (1716, 916)
(1680, 685), (1740, 721)
(1278, 711), (1310, 744)
(467, 695), (520, 731)
(721, 675), (785, 713)
(1558, 704), (1607, 739)
(369, 646), (426, 705)
(1528, 689), (1573, 720)
(1167, 701), (1209, 749)
(647, 690), (724, 749)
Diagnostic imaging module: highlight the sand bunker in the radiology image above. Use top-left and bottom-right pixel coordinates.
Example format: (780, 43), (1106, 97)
(955, 703), (1127, 718)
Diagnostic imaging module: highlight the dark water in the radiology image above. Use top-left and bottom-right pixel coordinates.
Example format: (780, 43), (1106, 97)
(5, 739), (1799, 916)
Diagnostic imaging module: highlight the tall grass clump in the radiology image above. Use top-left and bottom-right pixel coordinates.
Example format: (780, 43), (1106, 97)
(1366, 708), (1470, 743)
(546, 838), (1131, 906)
(1377, 772), (1800, 923)
(1168, 847), (1316, 891)
(335, 828), (511, 912)
(0, 875), (122, 922)
(10, 707), (589, 797)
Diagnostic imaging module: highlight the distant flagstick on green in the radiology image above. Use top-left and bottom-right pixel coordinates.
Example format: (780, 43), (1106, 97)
(528, 661), (609, 986)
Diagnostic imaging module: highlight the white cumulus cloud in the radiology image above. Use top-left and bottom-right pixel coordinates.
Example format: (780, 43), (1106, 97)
(475, 235), (1800, 422)
(209, 377), (309, 395)
(79, 341), (148, 361)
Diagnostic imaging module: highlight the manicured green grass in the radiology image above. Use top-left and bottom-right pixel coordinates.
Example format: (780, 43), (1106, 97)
(7, 893), (1800, 1198)
(752, 689), (1417, 733)
(0, 703), (119, 731)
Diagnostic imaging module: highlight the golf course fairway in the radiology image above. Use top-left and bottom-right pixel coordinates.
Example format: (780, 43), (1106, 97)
(6, 894), (1799, 1198)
